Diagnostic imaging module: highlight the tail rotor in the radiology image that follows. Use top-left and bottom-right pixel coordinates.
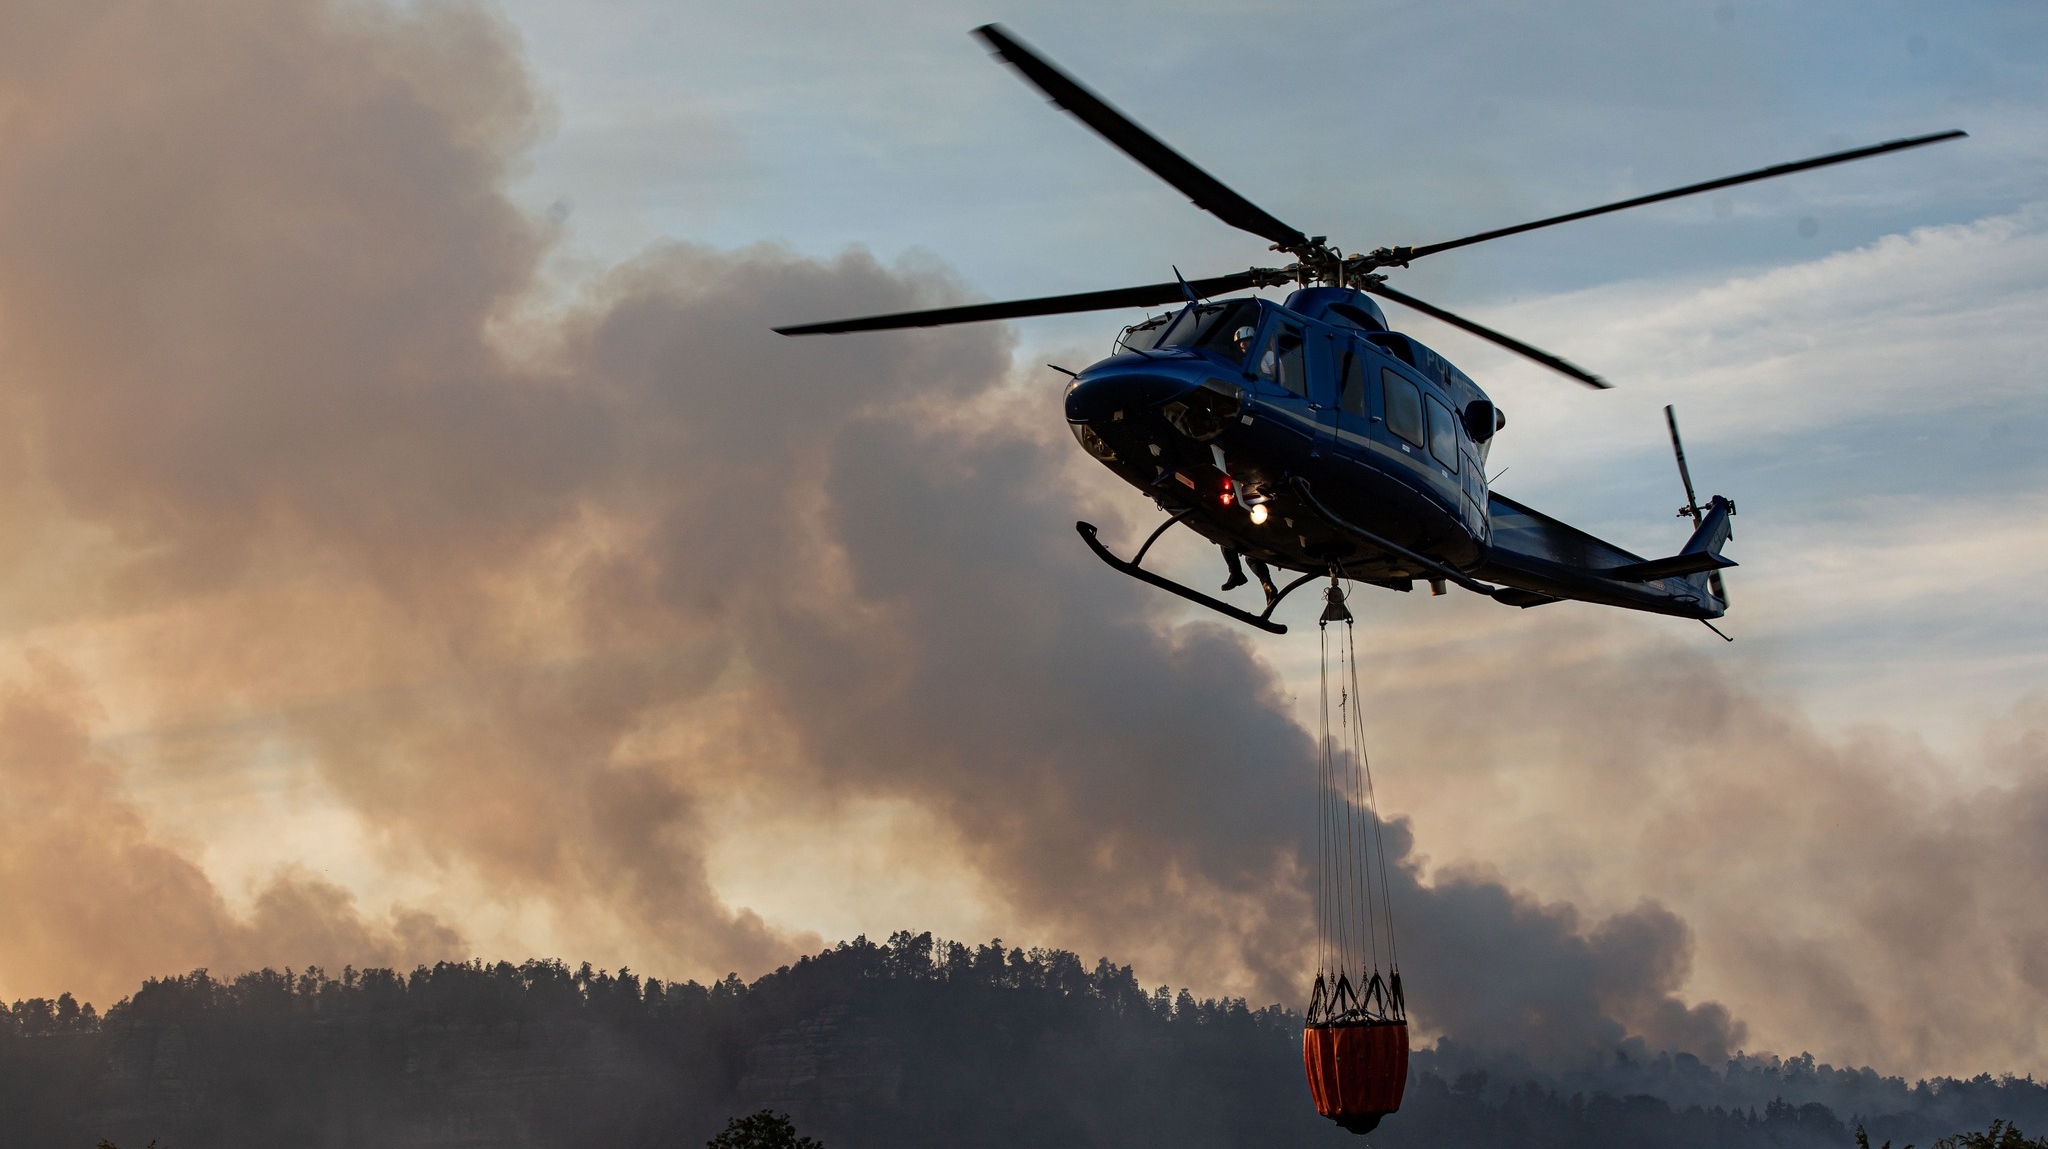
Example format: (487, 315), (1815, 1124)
(1665, 405), (1731, 612)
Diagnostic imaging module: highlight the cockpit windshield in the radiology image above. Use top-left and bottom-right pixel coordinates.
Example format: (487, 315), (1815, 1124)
(1116, 313), (1175, 353)
(1157, 299), (1261, 362)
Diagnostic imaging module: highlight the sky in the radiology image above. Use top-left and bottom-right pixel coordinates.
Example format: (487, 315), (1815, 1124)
(0, 0), (2043, 1085)
(492, 0), (2048, 738)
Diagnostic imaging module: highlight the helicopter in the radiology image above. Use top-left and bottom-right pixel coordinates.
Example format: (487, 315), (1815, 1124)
(777, 24), (1965, 637)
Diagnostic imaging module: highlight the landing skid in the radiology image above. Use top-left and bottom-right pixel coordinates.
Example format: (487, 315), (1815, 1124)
(1077, 514), (1319, 634)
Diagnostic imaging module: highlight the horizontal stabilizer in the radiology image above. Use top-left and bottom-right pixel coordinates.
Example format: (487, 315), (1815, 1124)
(1606, 551), (1738, 582)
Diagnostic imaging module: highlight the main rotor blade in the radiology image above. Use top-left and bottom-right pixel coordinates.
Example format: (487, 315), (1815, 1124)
(1362, 282), (1610, 389)
(1400, 129), (1967, 262)
(774, 271), (1262, 335)
(973, 24), (1311, 252)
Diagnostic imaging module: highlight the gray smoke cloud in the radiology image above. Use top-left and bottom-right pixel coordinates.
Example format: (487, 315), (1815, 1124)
(1357, 609), (2048, 1075)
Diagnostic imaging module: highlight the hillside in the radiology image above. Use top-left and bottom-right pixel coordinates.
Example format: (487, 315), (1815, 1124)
(3, 932), (2043, 1149)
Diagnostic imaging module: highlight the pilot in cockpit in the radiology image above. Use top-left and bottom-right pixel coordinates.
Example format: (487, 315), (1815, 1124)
(1232, 325), (1263, 369)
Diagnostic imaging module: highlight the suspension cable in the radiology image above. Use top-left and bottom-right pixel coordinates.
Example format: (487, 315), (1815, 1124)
(1312, 578), (1403, 1024)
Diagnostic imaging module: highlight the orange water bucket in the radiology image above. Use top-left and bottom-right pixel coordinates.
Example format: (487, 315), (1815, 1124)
(1302, 1019), (1408, 1134)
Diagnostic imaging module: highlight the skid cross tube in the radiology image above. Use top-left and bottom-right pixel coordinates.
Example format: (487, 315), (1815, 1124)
(1131, 507), (1197, 567)
(1076, 520), (1318, 634)
(1290, 478), (1499, 596)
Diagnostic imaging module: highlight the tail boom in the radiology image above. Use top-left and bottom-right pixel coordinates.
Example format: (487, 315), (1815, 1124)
(1476, 493), (1734, 620)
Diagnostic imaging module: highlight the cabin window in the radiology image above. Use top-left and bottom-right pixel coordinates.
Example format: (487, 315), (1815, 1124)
(1340, 350), (1368, 417)
(1261, 323), (1307, 397)
(1381, 368), (1424, 447)
(1426, 396), (1460, 471)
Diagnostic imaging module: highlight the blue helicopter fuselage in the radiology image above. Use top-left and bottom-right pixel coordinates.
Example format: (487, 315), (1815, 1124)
(1064, 287), (1732, 619)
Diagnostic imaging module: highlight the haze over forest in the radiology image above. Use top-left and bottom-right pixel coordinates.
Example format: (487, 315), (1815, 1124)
(0, 3), (2043, 1143)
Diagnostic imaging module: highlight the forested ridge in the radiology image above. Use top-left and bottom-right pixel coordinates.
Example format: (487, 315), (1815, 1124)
(4, 931), (2043, 1149)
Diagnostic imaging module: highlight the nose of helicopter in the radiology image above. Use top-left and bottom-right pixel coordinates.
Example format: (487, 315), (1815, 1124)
(1063, 359), (1212, 424)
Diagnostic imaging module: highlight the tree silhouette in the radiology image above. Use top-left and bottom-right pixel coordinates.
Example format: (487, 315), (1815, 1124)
(1936, 1122), (2048, 1149)
(706, 1110), (822, 1149)
(1860, 1120), (2048, 1149)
